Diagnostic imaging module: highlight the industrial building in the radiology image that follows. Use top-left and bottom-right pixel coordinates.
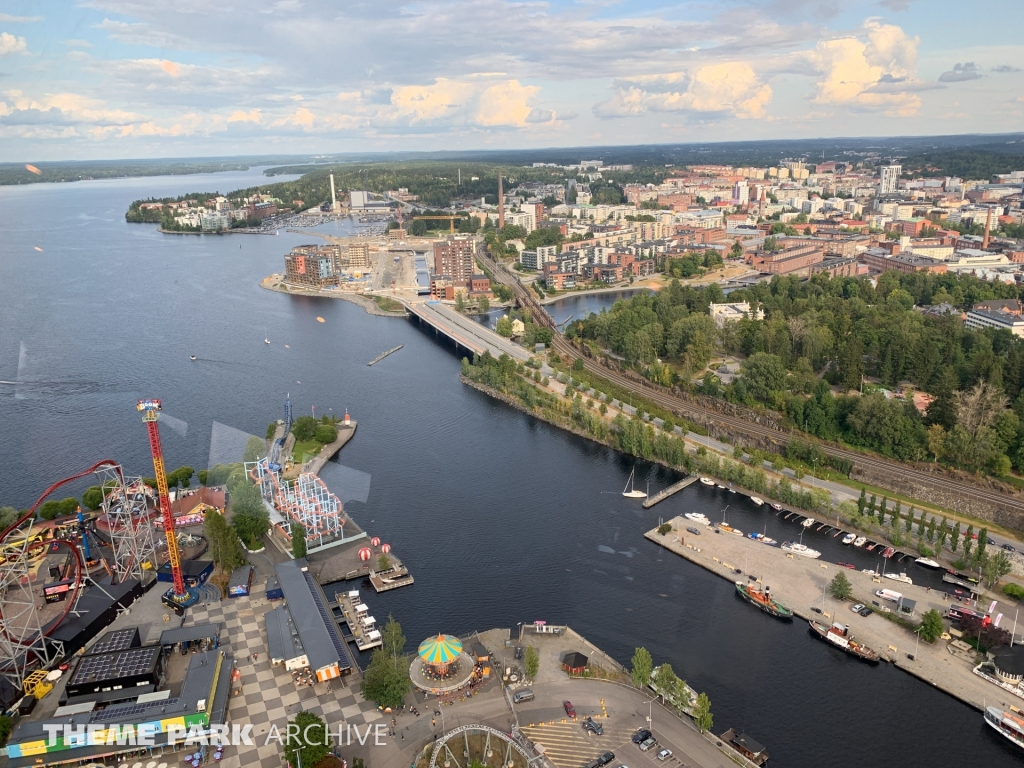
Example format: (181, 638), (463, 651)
(263, 559), (353, 682)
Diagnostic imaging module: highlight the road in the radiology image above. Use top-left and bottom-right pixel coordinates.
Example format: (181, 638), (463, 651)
(476, 250), (1024, 529)
(410, 300), (531, 362)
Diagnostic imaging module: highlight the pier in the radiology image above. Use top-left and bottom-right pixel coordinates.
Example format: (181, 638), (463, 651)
(642, 475), (698, 508)
(332, 590), (382, 651)
(406, 300), (530, 361)
(303, 419), (357, 477)
(308, 539), (415, 593)
(368, 344), (403, 365)
(644, 516), (1024, 715)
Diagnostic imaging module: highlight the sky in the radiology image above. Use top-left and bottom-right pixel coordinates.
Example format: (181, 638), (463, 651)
(0, 0), (1022, 161)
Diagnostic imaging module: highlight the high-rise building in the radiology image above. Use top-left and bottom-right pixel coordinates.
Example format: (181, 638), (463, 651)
(733, 180), (749, 206)
(433, 235), (478, 285)
(346, 243), (370, 269)
(879, 165), (902, 196)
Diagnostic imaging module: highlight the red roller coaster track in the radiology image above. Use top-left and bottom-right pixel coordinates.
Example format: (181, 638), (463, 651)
(0, 461), (119, 666)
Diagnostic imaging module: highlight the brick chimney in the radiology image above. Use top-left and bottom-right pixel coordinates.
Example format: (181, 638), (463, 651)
(983, 206), (992, 250)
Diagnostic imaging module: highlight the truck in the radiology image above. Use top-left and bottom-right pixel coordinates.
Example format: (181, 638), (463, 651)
(875, 588), (902, 603)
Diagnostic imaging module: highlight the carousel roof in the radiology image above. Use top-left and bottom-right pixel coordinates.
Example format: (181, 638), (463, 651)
(418, 634), (463, 665)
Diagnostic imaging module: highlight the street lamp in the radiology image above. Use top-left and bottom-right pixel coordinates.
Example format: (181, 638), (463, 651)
(643, 699), (654, 731)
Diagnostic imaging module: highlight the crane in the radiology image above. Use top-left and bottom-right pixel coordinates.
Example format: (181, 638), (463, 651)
(137, 399), (191, 604)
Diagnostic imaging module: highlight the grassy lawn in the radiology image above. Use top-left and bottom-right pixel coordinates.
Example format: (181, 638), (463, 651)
(371, 295), (405, 312)
(291, 439), (323, 462)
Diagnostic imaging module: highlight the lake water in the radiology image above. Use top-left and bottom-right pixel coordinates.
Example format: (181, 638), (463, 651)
(0, 171), (1020, 767)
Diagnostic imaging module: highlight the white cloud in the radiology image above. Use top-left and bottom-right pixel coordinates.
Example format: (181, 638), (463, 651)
(594, 62), (771, 120)
(0, 32), (28, 56)
(809, 20), (923, 115)
(476, 80), (538, 126)
(391, 78), (474, 122)
(0, 15), (43, 23)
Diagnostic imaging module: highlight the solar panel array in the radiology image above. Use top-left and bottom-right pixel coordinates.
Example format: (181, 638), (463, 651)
(90, 697), (180, 723)
(90, 628), (140, 655)
(70, 646), (160, 685)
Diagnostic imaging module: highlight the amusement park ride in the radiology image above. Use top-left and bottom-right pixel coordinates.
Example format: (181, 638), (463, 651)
(0, 398), (196, 698)
(137, 398), (198, 612)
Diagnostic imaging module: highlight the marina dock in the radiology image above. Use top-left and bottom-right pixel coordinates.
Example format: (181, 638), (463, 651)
(642, 476), (698, 508)
(332, 590), (382, 651)
(644, 516), (1023, 714)
(308, 539), (415, 592)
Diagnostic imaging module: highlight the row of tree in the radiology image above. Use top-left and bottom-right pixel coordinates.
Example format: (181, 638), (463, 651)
(574, 271), (1024, 476)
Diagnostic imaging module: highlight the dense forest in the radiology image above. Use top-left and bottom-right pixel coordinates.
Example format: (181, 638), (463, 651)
(571, 272), (1024, 476)
(900, 149), (1024, 180)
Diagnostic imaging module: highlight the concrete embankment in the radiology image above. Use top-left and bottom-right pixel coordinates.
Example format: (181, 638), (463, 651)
(644, 516), (1022, 714)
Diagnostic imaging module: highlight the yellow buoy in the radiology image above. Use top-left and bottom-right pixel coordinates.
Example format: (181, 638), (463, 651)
(316, 317), (325, 323)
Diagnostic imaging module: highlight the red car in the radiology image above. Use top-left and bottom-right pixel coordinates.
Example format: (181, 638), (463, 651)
(563, 701), (576, 719)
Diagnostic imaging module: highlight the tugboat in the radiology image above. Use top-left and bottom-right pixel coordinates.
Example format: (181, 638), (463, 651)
(736, 580), (793, 620)
(808, 620), (880, 663)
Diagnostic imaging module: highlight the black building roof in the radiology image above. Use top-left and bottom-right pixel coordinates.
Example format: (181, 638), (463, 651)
(229, 565), (254, 588)
(89, 627), (141, 654)
(274, 560), (352, 673)
(562, 652), (588, 668)
(993, 644), (1024, 676)
(68, 645), (161, 687)
(159, 623), (220, 646)
(732, 732), (766, 755)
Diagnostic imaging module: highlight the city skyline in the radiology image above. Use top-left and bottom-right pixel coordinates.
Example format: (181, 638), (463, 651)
(0, 0), (1022, 160)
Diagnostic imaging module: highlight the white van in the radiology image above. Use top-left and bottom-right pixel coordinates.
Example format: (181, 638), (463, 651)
(875, 589), (902, 603)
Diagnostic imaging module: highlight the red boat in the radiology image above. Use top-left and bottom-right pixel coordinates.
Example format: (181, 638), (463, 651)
(838, 562), (856, 569)
(882, 547), (895, 558)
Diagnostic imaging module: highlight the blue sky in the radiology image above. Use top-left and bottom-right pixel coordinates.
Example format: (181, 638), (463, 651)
(1, 0), (1022, 160)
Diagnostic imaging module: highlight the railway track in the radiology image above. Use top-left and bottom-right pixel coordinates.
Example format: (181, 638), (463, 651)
(478, 252), (1024, 517)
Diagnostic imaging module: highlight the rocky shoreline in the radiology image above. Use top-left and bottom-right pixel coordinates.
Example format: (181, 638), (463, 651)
(259, 277), (407, 318)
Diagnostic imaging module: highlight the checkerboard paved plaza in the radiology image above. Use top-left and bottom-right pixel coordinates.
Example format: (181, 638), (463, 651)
(186, 590), (383, 768)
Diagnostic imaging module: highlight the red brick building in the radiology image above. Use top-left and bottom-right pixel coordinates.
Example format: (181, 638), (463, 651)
(433, 235), (478, 286)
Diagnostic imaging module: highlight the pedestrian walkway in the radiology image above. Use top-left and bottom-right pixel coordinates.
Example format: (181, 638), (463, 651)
(186, 592), (383, 768)
(520, 719), (636, 768)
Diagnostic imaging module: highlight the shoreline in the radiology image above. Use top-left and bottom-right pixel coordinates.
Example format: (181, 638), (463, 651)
(643, 517), (1022, 716)
(259, 276), (408, 317)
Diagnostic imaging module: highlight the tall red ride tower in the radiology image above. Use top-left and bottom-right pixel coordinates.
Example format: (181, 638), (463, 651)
(137, 399), (186, 597)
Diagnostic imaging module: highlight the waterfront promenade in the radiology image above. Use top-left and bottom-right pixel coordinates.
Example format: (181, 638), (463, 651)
(644, 516), (1023, 714)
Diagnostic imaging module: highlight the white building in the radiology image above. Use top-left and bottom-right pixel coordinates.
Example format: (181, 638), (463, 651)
(880, 165), (902, 196)
(964, 308), (1024, 337)
(733, 180), (749, 206)
(709, 302), (764, 328)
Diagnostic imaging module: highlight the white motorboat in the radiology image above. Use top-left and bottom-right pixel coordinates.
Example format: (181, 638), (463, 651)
(914, 557), (941, 569)
(622, 468), (647, 499)
(750, 496), (764, 506)
(716, 484), (726, 490)
(841, 533), (857, 545)
(801, 517), (816, 528)
(685, 512), (711, 526)
(884, 572), (913, 585)
(853, 537), (867, 547)
(748, 532), (778, 546)
(189, 355), (197, 361)
(699, 477), (715, 486)
(781, 541), (821, 558)
(770, 503), (782, 511)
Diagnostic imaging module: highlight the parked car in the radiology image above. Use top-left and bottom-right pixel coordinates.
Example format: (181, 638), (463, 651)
(859, 607), (872, 617)
(810, 606), (822, 614)
(563, 701), (576, 719)
(513, 690), (534, 703)
(851, 603), (864, 613)
(583, 717), (604, 735)
(686, 526), (701, 535)
(631, 729), (651, 744)
(597, 753), (615, 766)
(639, 739), (657, 752)
(657, 749), (673, 761)
(514, 646), (523, 660)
